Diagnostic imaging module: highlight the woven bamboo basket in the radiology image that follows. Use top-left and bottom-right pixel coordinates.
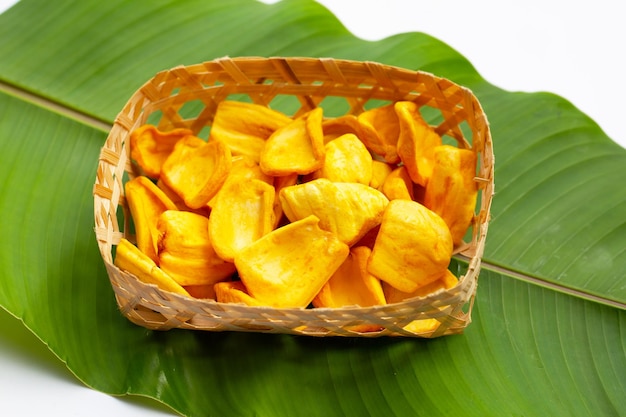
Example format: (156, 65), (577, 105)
(93, 56), (494, 338)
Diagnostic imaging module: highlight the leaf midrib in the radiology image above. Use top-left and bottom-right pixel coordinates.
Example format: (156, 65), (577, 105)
(4, 79), (622, 312)
(0, 80), (111, 133)
(464, 257), (626, 310)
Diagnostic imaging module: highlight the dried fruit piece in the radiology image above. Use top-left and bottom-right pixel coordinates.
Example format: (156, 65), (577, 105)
(424, 145), (478, 245)
(383, 268), (459, 304)
(271, 172), (299, 227)
(321, 114), (364, 143)
(160, 136), (232, 209)
(210, 101), (292, 162)
(357, 103), (400, 163)
(279, 178), (389, 246)
(214, 281), (264, 306)
(313, 246), (385, 308)
(129, 124), (194, 179)
(381, 165), (414, 201)
(207, 155), (273, 209)
(114, 238), (190, 297)
(260, 107), (325, 176)
(311, 133), (373, 185)
(313, 245), (386, 333)
(157, 210), (236, 286)
(184, 284), (218, 300)
(369, 160), (393, 191)
(395, 101), (442, 186)
(208, 179), (276, 263)
(368, 199), (453, 293)
(155, 177), (210, 217)
(234, 215), (349, 308)
(125, 176), (178, 262)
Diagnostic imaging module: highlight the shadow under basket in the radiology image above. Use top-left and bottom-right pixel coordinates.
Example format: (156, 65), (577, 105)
(93, 56), (494, 338)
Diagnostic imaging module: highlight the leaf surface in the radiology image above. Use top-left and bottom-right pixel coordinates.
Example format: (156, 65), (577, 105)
(0, 1), (624, 416)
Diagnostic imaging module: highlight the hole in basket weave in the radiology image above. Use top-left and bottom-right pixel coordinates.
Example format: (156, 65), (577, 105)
(419, 105), (445, 126)
(269, 94), (303, 117)
(146, 110), (163, 126)
(225, 93), (254, 104)
(177, 99), (208, 121)
(197, 125), (212, 141)
(363, 98), (392, 110)
(458, 120), (474, 145)
(316, 96), (351, 117)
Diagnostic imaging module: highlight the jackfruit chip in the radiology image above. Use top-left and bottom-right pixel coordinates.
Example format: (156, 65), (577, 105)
(311, 133), (373, 185)
(129, 124), (194, 179)
(368, 199), (453, 293)
(160, 136), (232, 209)
(313, 246), (386, 308)
(207, 155), (273, 209)
(424, 145), (478, 245)
(209, 179), (276, 263)
(210, 101), (292, 162)
(114, 238), (190, 297)
(271, 173), (299, 228)
(321, 114), (364, 143)
(395, 101), (442, 186)
(234, 215), (349, 308)
(214, 281), (264, 306)
(157, 210), (235, 286)
(125, 176), (177, 263)
(381, 165), (414, 201)
(279, 178), (389, 246)
(184, 283), (218, 300)
(156, 177), (210, 217)
(369, 160), (394, 191)
(260, 107), (325, 176)
(383, 269), (459, 304)
(357, 103), (400, 163)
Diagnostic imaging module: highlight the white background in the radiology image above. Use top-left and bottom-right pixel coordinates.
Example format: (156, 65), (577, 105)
(1, 0), (624, 416)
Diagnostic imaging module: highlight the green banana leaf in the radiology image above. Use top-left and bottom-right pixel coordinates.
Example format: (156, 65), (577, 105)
(0, 1), (624, 416)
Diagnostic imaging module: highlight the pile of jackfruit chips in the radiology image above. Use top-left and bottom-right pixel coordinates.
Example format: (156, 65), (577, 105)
(115, 100), (477, 333)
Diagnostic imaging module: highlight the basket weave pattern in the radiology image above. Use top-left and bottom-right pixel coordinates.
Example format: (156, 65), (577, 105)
(93, 57), (494, 338)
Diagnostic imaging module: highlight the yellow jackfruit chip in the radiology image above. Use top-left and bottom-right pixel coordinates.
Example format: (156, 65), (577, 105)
(395, 101), (442, 186)
(129, 124), (194, 179)
(313, 246), (385, 308)
(157, 210), (236, 286)
(208, 179), (276, 263)
(381, 165), (414, 201)
(156, 177), (210, 217)
(321, 114), (364, 143)
(369, 160), (394, 191)
(424, 145), (478, 245)
(125, 176), (178, 263)
(383, 268), (459, 304)
(279, 178), (389, 246)
(207, 155), (273, 209)
(311, 133), (373, 185)
(184, 283), (218, 300)
(210, 101), (293, 162)
(368, 199), (453, 293)
(114, 238), (190, 297)
(214, 281), (264, 306)
(234, 215), (349, 308)
(271, 172), (299, 228)
(357, 103), (400, 163)
(259, 107), (325, 176)
(160, 136), (232, 209)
